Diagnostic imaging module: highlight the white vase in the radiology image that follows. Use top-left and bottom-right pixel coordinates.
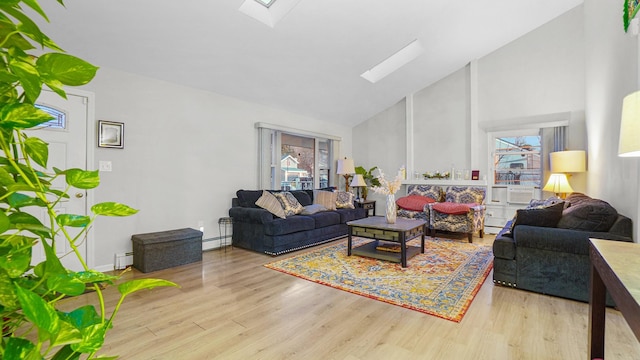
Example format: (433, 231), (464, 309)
(386, 194), (397, 224)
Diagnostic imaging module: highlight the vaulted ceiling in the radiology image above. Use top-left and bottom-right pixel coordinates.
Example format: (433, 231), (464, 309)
(35, 0), (583, 126)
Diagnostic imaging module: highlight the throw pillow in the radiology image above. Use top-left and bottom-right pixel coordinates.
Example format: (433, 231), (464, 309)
(396, 194), (436, 211)
(255, 190), (286, 219)
(274, 191), (304, 217)
(508, 201), (565, 234)
(527, 196), (563, 209)
(314, 190), (337, 211)
(300, 204), (327, 215)
(556, 197), (618, 232)
(432, 202), (476, 215)
(335, 191), (355, 209)
(290, 190), (312, 206)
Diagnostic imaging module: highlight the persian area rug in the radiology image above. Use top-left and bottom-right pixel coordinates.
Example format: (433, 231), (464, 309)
(264, 237), (493, 322)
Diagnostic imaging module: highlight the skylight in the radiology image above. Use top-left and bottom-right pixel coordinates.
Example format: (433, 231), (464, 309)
(361, 39), (425, 83)
(255, 0), (276, 8)
(239, 0), (299, 28)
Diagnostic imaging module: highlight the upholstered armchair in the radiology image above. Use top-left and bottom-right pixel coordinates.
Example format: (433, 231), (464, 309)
(396, 185), (445, 222)
(427, 186), (486, 243)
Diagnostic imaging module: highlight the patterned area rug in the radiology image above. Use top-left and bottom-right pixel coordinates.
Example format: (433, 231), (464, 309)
(264, 237), (493, 322)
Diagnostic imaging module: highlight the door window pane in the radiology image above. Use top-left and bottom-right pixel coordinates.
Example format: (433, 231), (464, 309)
(35, 104), (66, 130)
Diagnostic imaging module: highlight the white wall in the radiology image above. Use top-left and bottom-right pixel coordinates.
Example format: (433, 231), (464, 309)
(413, 67), (469, 173)
(353, 98), (406, 174)
(584, 0), (639, 240)
(353, 5), (585, 191)
(477, 5), (585, 181)
(81, 67), (353, 269)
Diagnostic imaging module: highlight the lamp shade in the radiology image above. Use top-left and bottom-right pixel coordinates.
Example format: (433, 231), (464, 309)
(336, 158), (355, 175)
(350, 174), (366, 187)
(549, 150), (586, 173)
(543, 173), (574, 194)
(619, 90), (640, 157)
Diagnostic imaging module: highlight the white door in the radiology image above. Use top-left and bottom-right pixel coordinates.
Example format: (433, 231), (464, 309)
(28, 89), (89, 271)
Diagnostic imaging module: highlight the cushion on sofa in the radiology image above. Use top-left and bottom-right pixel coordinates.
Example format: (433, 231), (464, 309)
(274, 192), (304, 217)
(336, 191), (355, 209)
(557, 194), (618, 232)
(314, 190), (337, 211)
(527, 196), (563, 209)
(308, 211), (341, 228)
(432, 202), (476, 215)
(237, 189), (264, 208)
(301, 204), (327, 215)
(290, 190), (312, 206)
(255, 190), (286, 219)
(264, 216), (315, 236)
(396, 194), (436, 211)
(503, 201), (565, 237)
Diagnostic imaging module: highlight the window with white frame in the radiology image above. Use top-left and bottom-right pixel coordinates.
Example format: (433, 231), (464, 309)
(257, 123), (338, 190)
(492, 130), (542, 187)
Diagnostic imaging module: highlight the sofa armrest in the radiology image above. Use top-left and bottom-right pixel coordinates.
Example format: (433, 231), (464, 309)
(229, 207), (275, 224)
(514, 225), (632, 256)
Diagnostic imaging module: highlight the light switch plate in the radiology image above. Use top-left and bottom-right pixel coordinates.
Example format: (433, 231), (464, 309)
(99, 161), (112, 172)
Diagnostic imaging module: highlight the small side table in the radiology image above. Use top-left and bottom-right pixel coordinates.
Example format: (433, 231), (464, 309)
(355, 200), (376, 217)
(218, 217), (233, 252)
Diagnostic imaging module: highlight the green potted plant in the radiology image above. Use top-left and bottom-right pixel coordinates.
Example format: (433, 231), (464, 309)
(0, 1), (177, 359)
(355, 166), (380, 200)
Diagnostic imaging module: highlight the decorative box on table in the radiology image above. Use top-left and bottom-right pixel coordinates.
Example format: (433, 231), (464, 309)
(131, 228), (203, 273)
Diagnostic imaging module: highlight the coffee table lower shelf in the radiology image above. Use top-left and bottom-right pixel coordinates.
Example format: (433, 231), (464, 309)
(351, 241), (421, 263)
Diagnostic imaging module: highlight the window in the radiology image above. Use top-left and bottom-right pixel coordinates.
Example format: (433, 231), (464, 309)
(281, 134), (315, 190)
(255, 0), (276, 8)
(34, 104), (66, 130)
(257, 123), (339, 190)
(493, 132), (542, 187)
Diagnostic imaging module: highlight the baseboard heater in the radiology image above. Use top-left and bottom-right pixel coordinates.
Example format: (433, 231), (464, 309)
(114, 251), (134, 270)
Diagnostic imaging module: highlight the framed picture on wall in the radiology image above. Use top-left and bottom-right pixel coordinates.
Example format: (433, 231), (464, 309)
(98, 120), (124, 149)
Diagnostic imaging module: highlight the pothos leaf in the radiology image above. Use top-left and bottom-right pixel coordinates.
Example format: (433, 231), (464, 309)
(24, 136), (48, 168)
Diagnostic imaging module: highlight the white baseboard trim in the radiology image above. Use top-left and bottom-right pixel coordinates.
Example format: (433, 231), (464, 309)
(95, 237), (232, 272)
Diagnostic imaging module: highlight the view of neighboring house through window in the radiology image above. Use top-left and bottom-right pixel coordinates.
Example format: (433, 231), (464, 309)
(493, 133), (542, 187)
(281, 134), (330, 190)
(257, 123), (337, 190)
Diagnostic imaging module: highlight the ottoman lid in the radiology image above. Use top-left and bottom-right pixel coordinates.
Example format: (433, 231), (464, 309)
(131, 228), (203, 245)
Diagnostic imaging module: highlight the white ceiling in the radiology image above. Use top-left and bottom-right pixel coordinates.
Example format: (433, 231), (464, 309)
(35, 0), (583, 126)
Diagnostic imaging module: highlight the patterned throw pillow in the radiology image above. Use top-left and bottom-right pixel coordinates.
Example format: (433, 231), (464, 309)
(255, 190), (286, 219)
(274, 191), (304, 217)
(314, 190), (337, 211)
(335, 191), (355, 209)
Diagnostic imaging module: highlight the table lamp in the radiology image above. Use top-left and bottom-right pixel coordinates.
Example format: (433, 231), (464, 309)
(543, 173), (574, 199)
(350, 174), (367, 201)
(619, 90), (640, 157)
(337, 157), (355, 192)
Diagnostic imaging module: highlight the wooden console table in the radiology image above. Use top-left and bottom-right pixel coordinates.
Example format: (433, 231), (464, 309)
(589, 238), (640, 359)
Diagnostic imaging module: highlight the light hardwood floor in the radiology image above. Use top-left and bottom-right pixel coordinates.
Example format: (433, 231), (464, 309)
(60, 235), (640, 359)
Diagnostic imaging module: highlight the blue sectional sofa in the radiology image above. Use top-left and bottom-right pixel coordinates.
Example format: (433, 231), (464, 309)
(229, 189), (366, 255)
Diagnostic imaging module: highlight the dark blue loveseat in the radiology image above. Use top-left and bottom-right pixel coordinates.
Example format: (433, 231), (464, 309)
(492, 193), (633, 304)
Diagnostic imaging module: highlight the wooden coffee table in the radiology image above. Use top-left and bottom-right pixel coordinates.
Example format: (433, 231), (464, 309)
(346, 216), (427, 267)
